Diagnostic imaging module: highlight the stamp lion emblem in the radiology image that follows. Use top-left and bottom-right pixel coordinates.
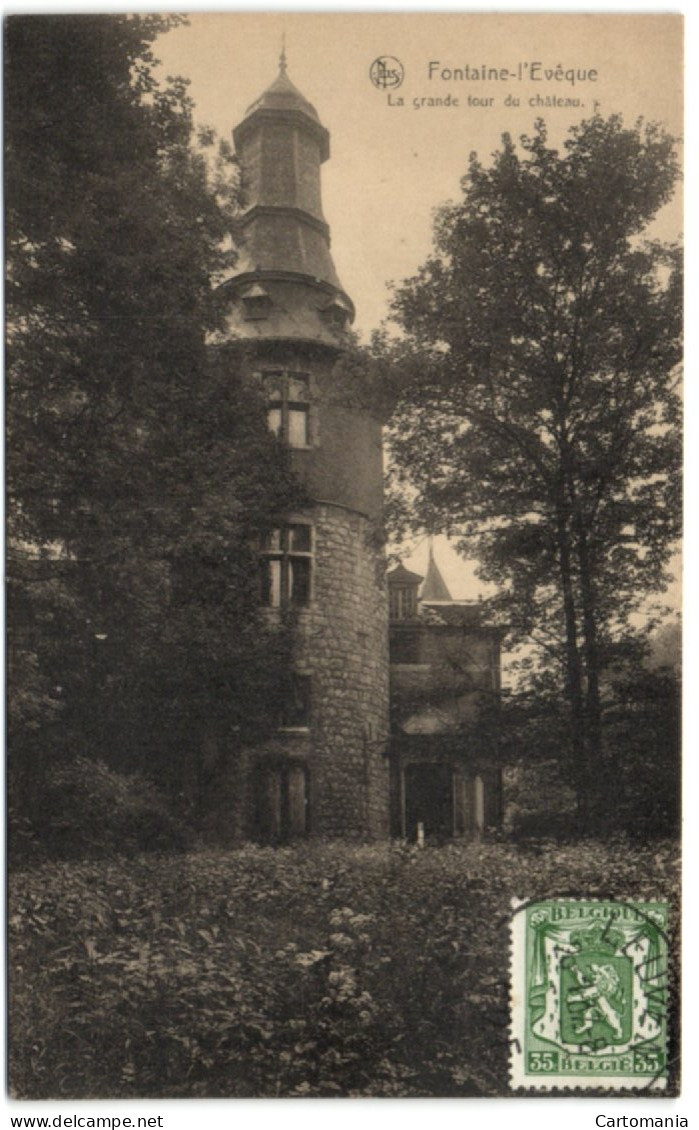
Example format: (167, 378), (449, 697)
(510, 900), (668, 1090)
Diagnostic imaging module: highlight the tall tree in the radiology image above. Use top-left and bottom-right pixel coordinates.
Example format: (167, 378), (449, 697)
(6, 16), (301, 824)
(383, 115), (681, 825)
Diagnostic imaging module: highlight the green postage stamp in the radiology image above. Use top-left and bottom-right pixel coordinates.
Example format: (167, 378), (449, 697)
(510, 900), (668, 1091)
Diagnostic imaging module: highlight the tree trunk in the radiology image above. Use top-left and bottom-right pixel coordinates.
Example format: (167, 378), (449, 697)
(572, 510), (604, 824)
(554, 494), (589, 829)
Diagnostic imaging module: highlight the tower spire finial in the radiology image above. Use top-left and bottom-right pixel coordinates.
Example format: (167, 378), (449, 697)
(279, 33), (287, 74)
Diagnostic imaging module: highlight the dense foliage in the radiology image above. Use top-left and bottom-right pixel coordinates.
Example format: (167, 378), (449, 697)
(13, 758), (194, 863)
(382, 115), (681, 826)
(6, 16), (301, 835)
(493, 652), (680, 839)
(9, 840), (679, 1098)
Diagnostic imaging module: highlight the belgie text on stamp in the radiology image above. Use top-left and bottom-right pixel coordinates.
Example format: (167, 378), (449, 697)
(510, 900), (668, 1091)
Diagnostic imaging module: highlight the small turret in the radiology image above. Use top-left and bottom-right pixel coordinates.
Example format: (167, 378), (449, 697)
(221, 53), (353, 343)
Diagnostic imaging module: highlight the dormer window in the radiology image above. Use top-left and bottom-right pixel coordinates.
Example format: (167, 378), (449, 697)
(264, 371), (311, 448)
(389, 585), (418, 621)
(387, 563), (423, 622)
(319, 296), (351, 331)
(241, 283), (272, 321)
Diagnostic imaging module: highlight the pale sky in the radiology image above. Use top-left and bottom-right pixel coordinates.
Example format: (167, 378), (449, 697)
(155, 12), (683, 334)
(155, 13), (683, 600)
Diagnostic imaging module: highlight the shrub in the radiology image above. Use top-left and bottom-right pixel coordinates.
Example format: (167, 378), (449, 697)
(25, 756), (192, 861)
(503, 760), (578, 840)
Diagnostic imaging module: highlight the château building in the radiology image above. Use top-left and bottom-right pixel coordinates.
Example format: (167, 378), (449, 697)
(211, 55), (502, 842)
(387, 549), (504, 840)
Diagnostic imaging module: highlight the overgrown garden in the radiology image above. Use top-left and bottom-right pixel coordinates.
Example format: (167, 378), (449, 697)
(9, 839), (679, 1098)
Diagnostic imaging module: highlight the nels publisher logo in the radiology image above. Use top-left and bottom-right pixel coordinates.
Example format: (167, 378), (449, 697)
(369, 56), (405, 90)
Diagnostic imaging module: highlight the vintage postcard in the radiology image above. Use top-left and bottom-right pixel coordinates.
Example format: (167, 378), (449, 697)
(6, 10), (682, 1108)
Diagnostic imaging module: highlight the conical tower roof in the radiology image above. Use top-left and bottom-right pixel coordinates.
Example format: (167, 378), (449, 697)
(420, 543), (453, 602)
(233, 52), (329, 161)
(243, 67), (321, 124)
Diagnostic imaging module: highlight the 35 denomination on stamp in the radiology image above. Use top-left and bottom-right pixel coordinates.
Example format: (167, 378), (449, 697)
(510, 899), (668, 1091)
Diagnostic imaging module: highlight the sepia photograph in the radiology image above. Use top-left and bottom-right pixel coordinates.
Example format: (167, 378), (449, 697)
(5, 9), (683, 1103)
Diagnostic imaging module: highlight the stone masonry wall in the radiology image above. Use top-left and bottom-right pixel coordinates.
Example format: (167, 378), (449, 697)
(229, 502), (390, 842)
(296, 503), (390, 838)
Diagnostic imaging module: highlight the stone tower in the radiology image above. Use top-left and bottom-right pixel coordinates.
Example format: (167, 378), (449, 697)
(215, 55), (390, 841)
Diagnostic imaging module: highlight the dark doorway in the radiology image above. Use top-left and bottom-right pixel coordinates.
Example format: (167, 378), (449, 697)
(404, 762), (453, 841)
(254, 761), (309, 843)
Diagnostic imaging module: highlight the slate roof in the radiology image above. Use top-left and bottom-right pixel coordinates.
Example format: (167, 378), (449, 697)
(244, 68), (321, 124)
(387, 562), (424, 586)
(420, 547), (453, 601)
